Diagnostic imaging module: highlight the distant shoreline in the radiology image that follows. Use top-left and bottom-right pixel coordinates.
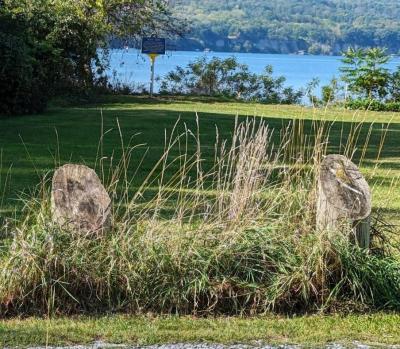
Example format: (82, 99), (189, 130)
(108, 45), (400, 59)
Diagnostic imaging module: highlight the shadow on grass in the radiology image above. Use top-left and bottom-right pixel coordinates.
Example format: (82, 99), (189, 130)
(50, 94), (252, 108)
(0, 105), (399, 214)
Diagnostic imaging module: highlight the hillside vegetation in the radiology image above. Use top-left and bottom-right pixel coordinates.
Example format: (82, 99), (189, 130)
(171, 0), (400, 55)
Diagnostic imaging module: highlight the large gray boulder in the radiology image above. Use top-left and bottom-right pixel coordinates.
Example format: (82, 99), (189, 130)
(51, 164), (111, 233)
(316, 154), (371, 247)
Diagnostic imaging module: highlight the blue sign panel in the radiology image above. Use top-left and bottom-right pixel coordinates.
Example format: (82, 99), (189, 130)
(141, 37), (166, 55)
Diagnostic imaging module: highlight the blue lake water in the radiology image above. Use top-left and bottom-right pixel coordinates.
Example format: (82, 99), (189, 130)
(108, 49), (400, 93)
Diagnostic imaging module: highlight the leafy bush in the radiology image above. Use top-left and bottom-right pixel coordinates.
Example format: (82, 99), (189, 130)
(0, 13), (58, 114)
(160, 57), (303, 104)
(345, 99), (400, 112)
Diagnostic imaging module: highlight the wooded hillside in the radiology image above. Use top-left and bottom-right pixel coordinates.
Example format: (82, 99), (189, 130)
(170, 0), (400, 55)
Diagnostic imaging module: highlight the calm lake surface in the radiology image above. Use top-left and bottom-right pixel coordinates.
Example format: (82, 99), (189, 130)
(108, 49), (400, 93)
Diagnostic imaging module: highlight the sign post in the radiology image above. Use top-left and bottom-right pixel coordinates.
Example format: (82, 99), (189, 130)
(141, 37), (166, 97)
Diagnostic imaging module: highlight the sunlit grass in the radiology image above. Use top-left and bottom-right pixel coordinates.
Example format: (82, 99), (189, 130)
(1, 96), (400, 217)
(2, 314), (400, 347)
(1, 96), (400, 346)
(1, 105), (400, 318)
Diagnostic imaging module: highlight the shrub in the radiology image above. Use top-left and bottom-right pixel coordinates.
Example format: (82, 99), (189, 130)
(160, 57), (303, 104)
(345, 99), (400, 112)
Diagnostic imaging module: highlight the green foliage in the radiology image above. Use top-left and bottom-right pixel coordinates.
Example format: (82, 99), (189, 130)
(304, 78), (320, 106)
(345, 99), (400, 112)
(0, 0), (179, 115)
(171, 0), (400, 54)
(321, 79), (339, 105)
(322, 47), (400, 110)
(0, 11), (60, 114)
(340, 48), (391, 99)
(160, 56), (303, 104)
(160, 56), (259, 97)
(388, 66), (400, 101)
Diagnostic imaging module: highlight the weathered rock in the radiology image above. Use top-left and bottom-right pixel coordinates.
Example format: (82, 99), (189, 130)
(51, 164), (111, 233)
(316, 154), (371, 247)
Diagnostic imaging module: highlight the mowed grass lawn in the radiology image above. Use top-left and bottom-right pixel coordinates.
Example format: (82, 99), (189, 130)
(1, 314), (400, 347)
(1, 96), (400, 347)
(1, 95), (400, 217)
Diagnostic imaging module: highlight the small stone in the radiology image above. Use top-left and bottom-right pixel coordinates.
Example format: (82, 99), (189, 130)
(51, 164), (111, 233)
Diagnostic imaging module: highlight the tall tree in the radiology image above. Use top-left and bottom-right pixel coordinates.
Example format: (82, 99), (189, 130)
(340, 47), (390, 99)
(0, 0), (183, 114)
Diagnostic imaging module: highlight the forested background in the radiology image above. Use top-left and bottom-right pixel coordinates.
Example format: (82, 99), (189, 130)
(169, 0), (400, 55)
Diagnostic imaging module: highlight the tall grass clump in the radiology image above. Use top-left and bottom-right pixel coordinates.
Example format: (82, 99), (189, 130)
(0, 115), (399, 316)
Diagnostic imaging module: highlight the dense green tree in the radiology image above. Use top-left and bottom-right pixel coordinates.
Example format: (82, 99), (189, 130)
(320, 49), (400, 111)
(0, 0), (181, 114)
(0, 11), (60, 114)
(340, 48), (391, 99)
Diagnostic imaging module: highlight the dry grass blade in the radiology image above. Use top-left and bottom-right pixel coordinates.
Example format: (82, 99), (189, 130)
(0, 113), (399, 317)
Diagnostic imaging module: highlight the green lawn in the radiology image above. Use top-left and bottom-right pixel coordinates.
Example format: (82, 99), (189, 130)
(1, 96), (400, 216)
(1, 314), (400, 347)
(1, 97), (400, 347)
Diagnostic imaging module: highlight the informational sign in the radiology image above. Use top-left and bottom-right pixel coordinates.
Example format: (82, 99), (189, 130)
(141, 37), (166, 97)
(141, 37), (166, 55)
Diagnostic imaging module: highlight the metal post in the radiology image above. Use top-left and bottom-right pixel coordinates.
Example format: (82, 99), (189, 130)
(149, 54), (157, 97)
